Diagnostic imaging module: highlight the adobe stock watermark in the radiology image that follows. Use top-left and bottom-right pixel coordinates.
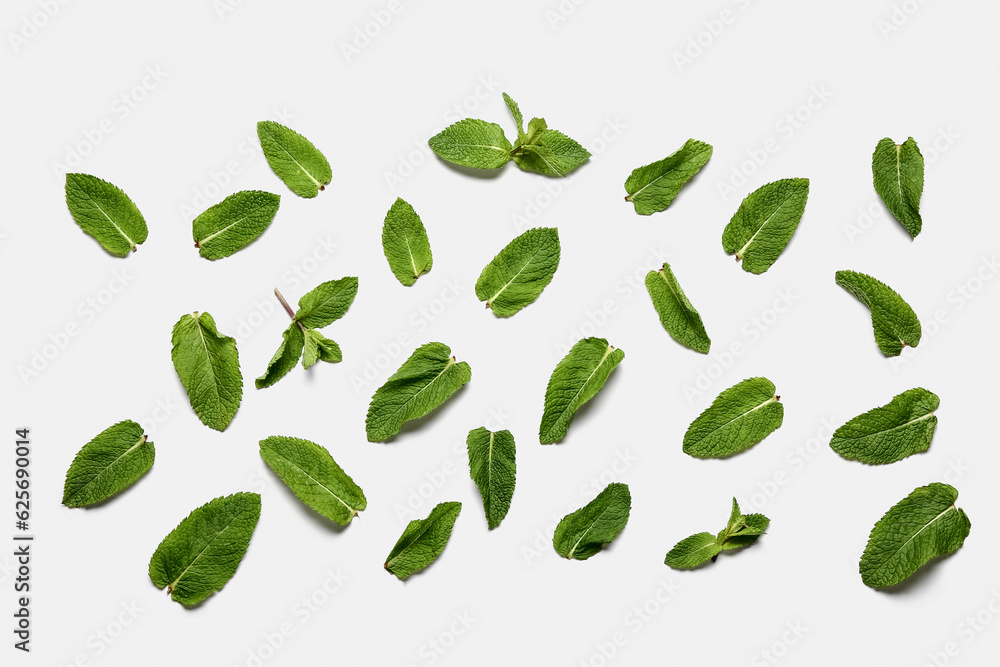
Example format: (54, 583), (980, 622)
(544, 0), (592, 29)
(716, 84), (833, 202)
(51, 65), (169, 180)
(339, 0), (408, 62)
(671, 0), (756, 72)
(213, 0), (251, 19)
(877, 0), (930, 39)
(918, 588), (1000, 667)
(404, 611), (477, 667)
(57, 601), (143, 667)
(7, 0), (72, 52)
(750, 621), (808, 666)
(577, 579), (681, 667)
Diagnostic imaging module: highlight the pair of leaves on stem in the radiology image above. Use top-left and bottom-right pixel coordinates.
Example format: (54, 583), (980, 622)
(831, 388), (939, 465)
(65, 173), (149, 257)
(256, 277), (359, 389)
(540, 337), (624, 444)
(664, 498), (770, 569)
(645, 262), (711, 353)
(467, 428), (516, 529)
(860, 483), (970, 588)
(872, 137), (924, 238)
(62, 420), (154, 507)
(385, 501), (462, 580)
(429, 93), (590, 177)
(553, 483), (631, 560)
(836, 270), (921, 357)
(624, 139), (713, 215)
(723, 178), (809, 274)
(476, 227), (560, 316)
(683, 377), (783, 458)
(366, 342), (472, 441)
(171, 311), (243, 431)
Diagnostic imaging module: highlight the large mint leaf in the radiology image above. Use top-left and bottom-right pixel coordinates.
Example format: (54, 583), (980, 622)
(171, 312), (243, 431)
(475, 227), (560, 317)
(65, 173), (148, 257)
(831, 388), (939, 464)
(294, 277), (358, 328)
(860, 483), (970, 588)
(428, 119), (511, 169)
(257, 121), (332, 198)
(683, 377), (782, 458)
(539, 337), (624, 444)
(722, 178), (809, 274)
(192, 190), (280, 260)
(467, 427), (516, 530)
(148, 492), (261, 606)
(384, 501), (461, 580)
(645, 262), (711, 353)
(553, 483), (631, 560)
(512, 127), (590, 177)
(663, 533), (721, 569)
(366, 342), (472, 442)
(872, 137), (923, 238)
(624, 139), (713, 215)
(835, 270), (921, 357)
(62, 420), (154, 507)
(381, 198), (433, 286)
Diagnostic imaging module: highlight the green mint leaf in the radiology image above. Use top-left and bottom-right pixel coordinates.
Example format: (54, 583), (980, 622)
(513, 128), (590, 177)
(502, 92), (525, 142)
(148, 492), (261, 606)
(872, 137), (924, 238)
(553, 483), (631, 560)
(860, 482), (971, 588)
(302, 329), (342, 369)
(381, 198), (433, 286)
(722, 178), (809, 274)
(624, 139), (713, 215)
(257, 121), (332, 198)
(259, 436), (366, 525)
(64, 173), (148, 257)
(664, 532), (721, 569)
(192, 190), (280, 260)
(645, 261), (711, 353)
(665, 498), (770, 569)
(475, 227), (560, 317)
(466, 427), (516, 530)
(366, 342), (472, 442)
(522, 117), (547, 146)
(428, 119), (511, 169)
(255, 322), (305, 389)
(539, 337), (625, 444)
(831, 388), (939, 465)
(384, 501), (462, 580)
(62, 420), (153, 507)
(294, 276), (359, 328)
(171, 312), (243, 431)
(683, 377), (783, 458)
(835, 270), (921, 356)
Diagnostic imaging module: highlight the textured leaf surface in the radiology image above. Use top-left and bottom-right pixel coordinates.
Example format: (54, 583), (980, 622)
(302, 329), (342, 369)
(722, 178), (809, 273)
(683, 377), (782, 458)
(872, 137), (923, 238)
(259, 436), (365, 525)
(540, 337), (624, 444)
(171, 312), (242, 431)
(255, 323), (305, 389)
(467, 427), (516, 529)
(65, 173), (148, 256)
(665, 498), (770, 569)
(663, 532), (721, 569)
(831, 388), (939, 464)
(645, 262), (711, 353)
(294, 277), (358, 328)
(835, 270), (921, 356)
(428, 119), (511, 169)
(860, 483), (970, 588)
(381, 198), (433, 286)
(503, 92), (525, 142)
(257, 121), (332, 198)
(148, 493), (261, 606)
(624, 139), (713, 215)
(62, 420), (153, 507)
(192, 190), (280, 260)
(366, 343), (472, 441)
(475, 227), (560, 316)
(553, 483), (631, 560)
(512, 128), (590, 177)
(384, 501), (461, 580)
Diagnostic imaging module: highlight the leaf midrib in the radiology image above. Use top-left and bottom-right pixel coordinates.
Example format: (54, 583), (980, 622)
(273, 451), (360, 517)
(383, 357), (457, 427)
(567, 502), (616, 559)
(67, 434), (147, 502)
(487, 245), (547, 307)
(870, 503), (958, 578)
(167, 514), (238, 595)
(735, 188), (802, 260)
(547, 345), (616, 435)
(836, 411), (936, 443)
(690, 393), (779, 448)
(270, 134), (323, 188)
(79, 190), (136, 250)
(626, 145), (706, 201)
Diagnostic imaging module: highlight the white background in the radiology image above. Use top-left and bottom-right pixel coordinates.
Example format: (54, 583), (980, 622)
(3, 0), (1000, 665)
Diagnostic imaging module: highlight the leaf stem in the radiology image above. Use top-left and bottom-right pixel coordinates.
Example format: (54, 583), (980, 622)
(274, 288), (296, 320)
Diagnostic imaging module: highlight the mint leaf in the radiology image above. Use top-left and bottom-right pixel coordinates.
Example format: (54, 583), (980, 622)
(512, 128), (590, 177)
(428, 119), (511, 169)
(722, 178), (809, 274)
(540, 337), (624, 444)
(872, 137), (923, 238)
(302, 329), (342, 369)
(62, 420), (153, 507)
(381, 198), (433, 286)
(467, 427), (516, 530)
(645, 261), (711, 353)
(259, 436), (366, 525)
(475, 227), (560, 316)
(835, 270), (921, 356)
(663, 533), (721, 569)
(502, 92), (525, 142)
(384, 501), (461, 580)
(148, 492), (261, 606)
(366, 342), (472, 442)
(257, 121), (332, 198)
(192, 190), (280, 260)
(553, 483), (631, 560)
(831, 388), (939, 465)
(294, 277), (358, 328)
(683, 377), (782, 458)
(624, 139), (713, 215)
(665, 498), (770, 569)
(65, 173), (148, 257)
(255, 322), (305, 389)
(860, 482), (970, 588)
(171, 312), (243, 431)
